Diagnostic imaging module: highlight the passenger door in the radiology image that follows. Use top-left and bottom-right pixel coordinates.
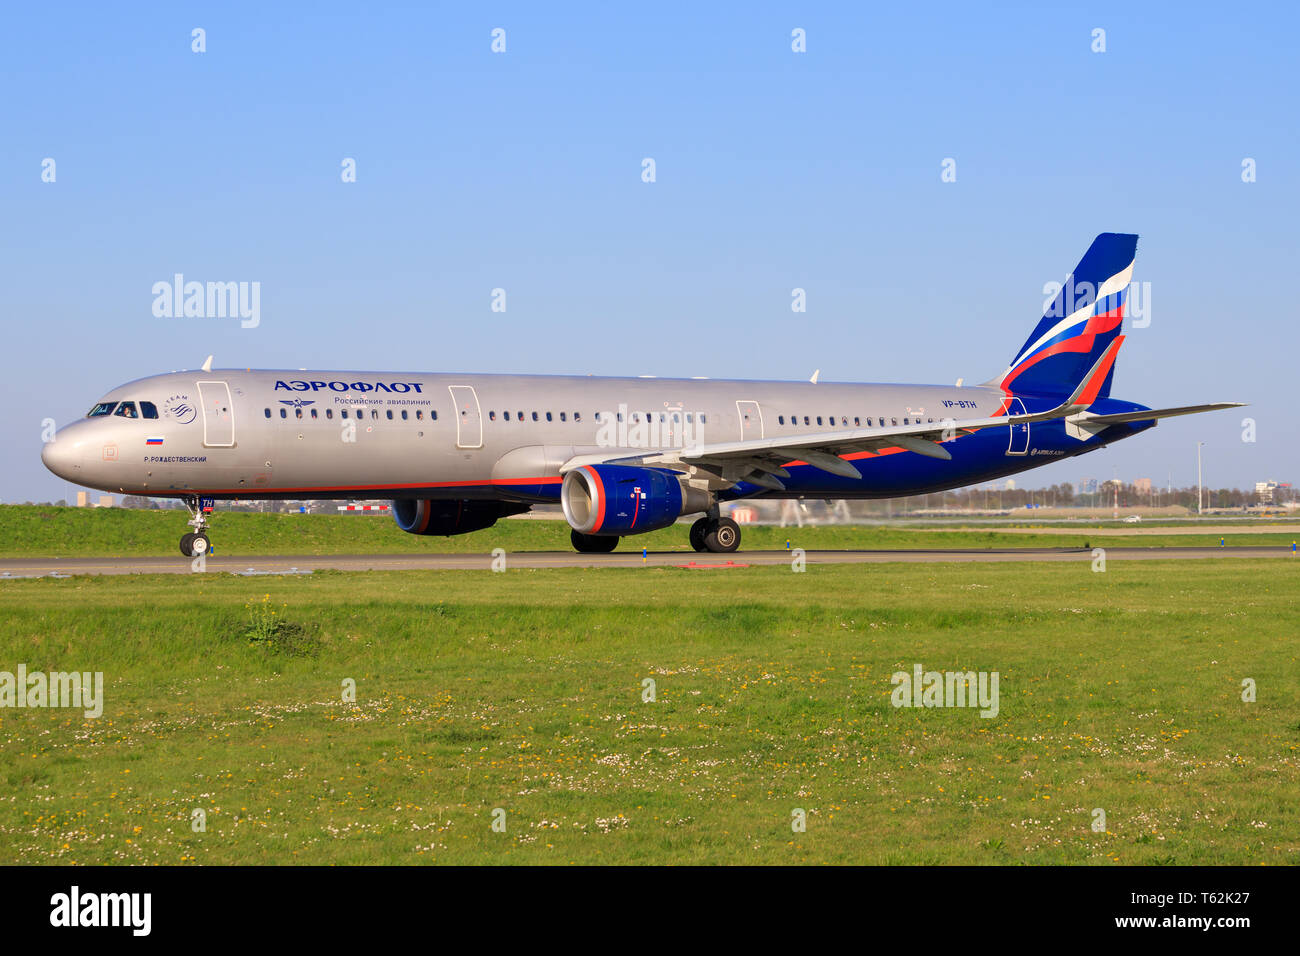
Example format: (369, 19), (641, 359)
(736, 400), (764, 441)
(1006, 397), (1029, 455)
(448, 385), (483, 449)
(197, 381), (235, 447)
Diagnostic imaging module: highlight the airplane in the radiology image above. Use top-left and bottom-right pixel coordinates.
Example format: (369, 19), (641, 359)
(41, 233), (1241, 556)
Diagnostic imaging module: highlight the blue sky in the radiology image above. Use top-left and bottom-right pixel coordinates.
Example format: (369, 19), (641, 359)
(4, 1), (1296, 501)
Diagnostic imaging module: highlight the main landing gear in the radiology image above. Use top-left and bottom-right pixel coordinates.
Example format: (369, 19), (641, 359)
(179, 496), (212, 557)
(571, 529), (619, 553)
(689, 516), (740, 553)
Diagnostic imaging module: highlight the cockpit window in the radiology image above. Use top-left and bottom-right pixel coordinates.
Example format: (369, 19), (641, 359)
(113, 401), (139, 419)
(88, 402), (117, 417)
(140, 401), (159, 419)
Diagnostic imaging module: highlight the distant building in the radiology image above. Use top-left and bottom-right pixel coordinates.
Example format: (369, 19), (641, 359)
(1004, 479), (1016, 491)
(1078, 477), (1098, 495)
(1134, 477), (1151, 493)
(1255, 480), (1279, 504)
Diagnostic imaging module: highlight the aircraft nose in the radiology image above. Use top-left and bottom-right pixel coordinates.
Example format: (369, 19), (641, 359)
(41, 432), (83, 481)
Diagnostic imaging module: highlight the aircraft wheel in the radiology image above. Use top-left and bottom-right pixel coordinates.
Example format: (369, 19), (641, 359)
(704, 517), (740, 553)
(689, 517), (710, 552)
(190, 532), (210, 556)
(179, 533), (195, 556)
(571, 529), (618, 553)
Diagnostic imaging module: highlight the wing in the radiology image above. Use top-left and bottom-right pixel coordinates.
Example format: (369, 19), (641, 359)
(560, 343), (1242, 493)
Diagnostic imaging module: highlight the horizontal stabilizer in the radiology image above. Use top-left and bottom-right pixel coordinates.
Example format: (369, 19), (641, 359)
(1071, 403), (1245, 426)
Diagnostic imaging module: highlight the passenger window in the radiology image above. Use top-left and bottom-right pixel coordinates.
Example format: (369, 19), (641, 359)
(546, 412), (553, 422)
(853, 417), (860, 426)
(700, 414), (706, 424)
(87, 402), (117, 417)
(311, 408), (318, 419)
(778, 415), (785, 425)
(264, 408), (271, 419)
(295, 408), (303, 419)
(489, 411), (496, 421)
(559, 412), (566, 422)
(573, 412), (581, 422)
(341, 409), (348, 419)
(386, 410), (393, 420)
(416, 410), (423, 421)
(816, 416), (823, 425)
(280, 408), (288, 419)
(431, 410), (438, 421)
(372, 410), (378, 420)
(114, 402), (138, 419)
(401, 410), (408, 421)
(140, 401), (159, 419)
(891, 418), (898, 426)
(531, 411), (539, 422)
(326, 409), (333, 419)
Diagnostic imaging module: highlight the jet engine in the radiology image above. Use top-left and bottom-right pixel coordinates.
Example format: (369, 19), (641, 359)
(561, 464), (710, 536)
(392, 499), (528, 536)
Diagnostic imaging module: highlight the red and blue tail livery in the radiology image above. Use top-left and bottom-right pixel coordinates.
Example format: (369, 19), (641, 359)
(996, 232), (1137, 399)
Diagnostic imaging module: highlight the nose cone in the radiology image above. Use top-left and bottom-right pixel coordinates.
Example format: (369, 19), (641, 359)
(41, 429), (85, 482)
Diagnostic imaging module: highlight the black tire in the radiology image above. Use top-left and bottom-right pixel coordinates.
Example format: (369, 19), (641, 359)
(688, 517), (710, 552)
(179, 532), (196, 557)
(704, 517), (740, 553)
(571, 529), (619, 553)
(190, 533), (210, 556)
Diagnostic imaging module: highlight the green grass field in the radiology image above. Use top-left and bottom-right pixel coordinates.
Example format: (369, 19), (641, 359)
(1, 558), (1295, 864)
(2, 504), (1298, 557)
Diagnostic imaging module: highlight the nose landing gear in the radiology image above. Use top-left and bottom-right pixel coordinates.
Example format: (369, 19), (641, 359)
(179, 496), (212, 556)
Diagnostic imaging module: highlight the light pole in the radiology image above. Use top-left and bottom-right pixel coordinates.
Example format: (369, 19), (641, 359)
(1196, 441), (1205, 516)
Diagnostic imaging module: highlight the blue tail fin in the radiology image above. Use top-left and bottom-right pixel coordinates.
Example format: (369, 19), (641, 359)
(996, 233), (1138, 398)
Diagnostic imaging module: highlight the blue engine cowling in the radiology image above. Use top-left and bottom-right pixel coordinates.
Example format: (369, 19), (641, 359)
(562, 465), (693, 536)
(393, 499), (528, 536)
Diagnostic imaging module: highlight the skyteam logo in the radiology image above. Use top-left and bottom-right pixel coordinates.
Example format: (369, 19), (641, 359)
(163, 394), (197, 424)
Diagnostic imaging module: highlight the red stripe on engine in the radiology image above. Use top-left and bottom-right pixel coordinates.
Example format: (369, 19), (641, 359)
(585, 466), (607, 534)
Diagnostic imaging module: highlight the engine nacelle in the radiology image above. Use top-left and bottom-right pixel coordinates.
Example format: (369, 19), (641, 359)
(392, 499), (527, 536)
(561, 464), (709, 536)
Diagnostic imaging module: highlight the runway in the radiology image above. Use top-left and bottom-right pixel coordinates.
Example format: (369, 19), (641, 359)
(0, 546), (1293, 577)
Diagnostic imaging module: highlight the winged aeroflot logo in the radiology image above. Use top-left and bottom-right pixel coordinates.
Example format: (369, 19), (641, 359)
(279, 399), (316, 409)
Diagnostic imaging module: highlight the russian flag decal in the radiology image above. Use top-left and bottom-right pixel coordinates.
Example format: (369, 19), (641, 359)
(145, 437), (164, 445)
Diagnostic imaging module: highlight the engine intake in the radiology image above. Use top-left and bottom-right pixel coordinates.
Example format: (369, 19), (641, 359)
(561, 465), (709, 536)
(392, 499), (527, 536)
